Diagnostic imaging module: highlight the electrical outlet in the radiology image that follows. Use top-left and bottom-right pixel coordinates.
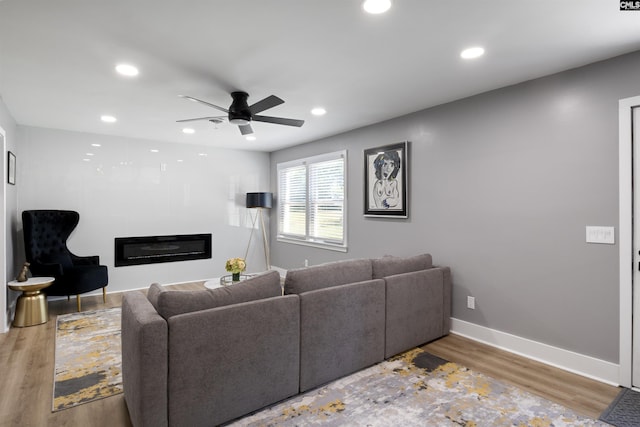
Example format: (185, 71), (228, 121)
(304, 259), (309, 267)
(467, 296), (475, 310)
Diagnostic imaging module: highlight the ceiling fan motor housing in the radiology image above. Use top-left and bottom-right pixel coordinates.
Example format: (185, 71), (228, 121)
(228, 91), (251, 125)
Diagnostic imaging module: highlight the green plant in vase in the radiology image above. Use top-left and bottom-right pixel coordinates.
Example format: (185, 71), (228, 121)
(225, 257), (246, 281)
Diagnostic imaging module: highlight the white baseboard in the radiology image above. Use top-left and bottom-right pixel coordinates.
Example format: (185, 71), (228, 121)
(450, 318), (620, 386)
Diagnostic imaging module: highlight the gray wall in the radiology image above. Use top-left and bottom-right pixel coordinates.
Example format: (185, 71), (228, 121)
(269, 50), (640, 364)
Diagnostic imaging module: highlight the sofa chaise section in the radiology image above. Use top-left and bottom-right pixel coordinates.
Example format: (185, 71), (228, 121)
(168, 295), (300, 426)
(121, 270), (298, 427)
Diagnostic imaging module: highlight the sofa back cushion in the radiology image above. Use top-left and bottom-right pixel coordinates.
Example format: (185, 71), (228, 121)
(371, 254), (433, 279)
(149, 270), (282, 319)
(147, 282), (163, 310)
(284, 258), (372, 295)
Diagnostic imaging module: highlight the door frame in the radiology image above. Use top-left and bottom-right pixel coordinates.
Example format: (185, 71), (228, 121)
(619, 95), (640, 387)
(0, 127), (6, 332)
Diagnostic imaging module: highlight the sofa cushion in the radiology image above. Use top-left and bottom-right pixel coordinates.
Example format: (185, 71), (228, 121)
(284, 258), (373, 295)
(153, 270), (282, 319)
(147, 282), (163, 310)
(371, 253), (432, 279)
(298, 279), (386, 392)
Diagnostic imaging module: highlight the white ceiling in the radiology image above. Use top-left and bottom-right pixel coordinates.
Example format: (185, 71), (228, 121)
(1, 0), (640, 152)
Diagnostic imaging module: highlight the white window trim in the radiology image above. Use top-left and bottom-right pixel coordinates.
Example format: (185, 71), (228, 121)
(277, 150), (348, 252)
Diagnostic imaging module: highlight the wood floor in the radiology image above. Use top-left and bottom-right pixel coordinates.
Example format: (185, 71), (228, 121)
(0, 283), (620, 426)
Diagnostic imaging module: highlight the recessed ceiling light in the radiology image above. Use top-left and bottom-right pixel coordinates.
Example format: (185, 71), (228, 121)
(86, 153), (94, 156)
(311, 107), (327, 116)
(91, 143), (101, 147)
(246, 135), (257, 141)
(115, 63), (139, 77)
(460, 47), (485, 59)
(198, 153), (208, 157)
(150, 149), (159, 153)
(182, 128), (195, 134)
(363, 0), (392, 14)
(83, 158), (91, 162)
(100, 115), (117, 123)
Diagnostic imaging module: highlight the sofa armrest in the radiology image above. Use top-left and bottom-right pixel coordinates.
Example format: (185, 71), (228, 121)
(384, 268), (449, 358)
(121, 291), (168, 427)
(298, 279), (386, 392)
(439, 266), (452, 334)
(167, 295), (300, 427)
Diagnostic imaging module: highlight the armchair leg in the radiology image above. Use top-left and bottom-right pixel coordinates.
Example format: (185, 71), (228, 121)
(67, 295), (70, 301)
(102, 287), (106, 303)
(76, 295), (81, 312)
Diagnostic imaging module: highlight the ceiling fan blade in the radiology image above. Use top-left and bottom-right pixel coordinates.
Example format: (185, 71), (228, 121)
(249, 95), (284, 115)
(239, 124), (254, 135)
(179, 95), (228, 113)
(176, 116), (226, 123)
(253, 115), (304, 127)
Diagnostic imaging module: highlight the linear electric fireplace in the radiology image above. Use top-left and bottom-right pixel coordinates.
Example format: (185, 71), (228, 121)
(114, 234), (212, 267)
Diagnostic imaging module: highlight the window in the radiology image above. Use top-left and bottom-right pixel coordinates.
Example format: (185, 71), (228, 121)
(277, 150), (347, 251)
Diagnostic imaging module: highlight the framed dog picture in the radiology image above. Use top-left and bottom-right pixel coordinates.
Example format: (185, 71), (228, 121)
(364, 141), (408, 218)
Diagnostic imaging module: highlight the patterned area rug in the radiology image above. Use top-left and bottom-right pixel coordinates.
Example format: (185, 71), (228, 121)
(52, 307), (122, 412)
(229, 348), (609, 426)
(600, 387), (640, 426)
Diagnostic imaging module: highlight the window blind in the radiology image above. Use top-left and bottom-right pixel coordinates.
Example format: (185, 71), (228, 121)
(277, 150), (346, 250)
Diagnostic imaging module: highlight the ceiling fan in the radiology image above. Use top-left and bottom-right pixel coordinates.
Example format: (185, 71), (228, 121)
(177, 91), (304, 135)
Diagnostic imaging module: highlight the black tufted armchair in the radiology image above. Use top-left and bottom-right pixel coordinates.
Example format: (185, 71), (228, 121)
(22, 210), (109, 311)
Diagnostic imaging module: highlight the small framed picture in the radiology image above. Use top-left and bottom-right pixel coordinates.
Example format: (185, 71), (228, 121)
(364, 141), (408, 218)
(7, 151), (15, 185)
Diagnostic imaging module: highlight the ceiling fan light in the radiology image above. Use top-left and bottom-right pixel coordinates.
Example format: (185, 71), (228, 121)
(363, 0), (392, 14)
(246, 135), (256, 141)
(311, 107), (327, 116)
(229, 118), (250, 126)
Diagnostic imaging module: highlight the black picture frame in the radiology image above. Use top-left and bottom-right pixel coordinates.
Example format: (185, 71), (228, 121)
(7, 151), (15, 185)
(364, 141), (408, 217)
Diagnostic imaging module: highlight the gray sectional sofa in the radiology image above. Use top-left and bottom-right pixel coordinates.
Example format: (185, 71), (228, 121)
(121, 254), (451, 427)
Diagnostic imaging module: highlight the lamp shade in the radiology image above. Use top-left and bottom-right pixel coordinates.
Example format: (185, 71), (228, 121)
(246, 192), (273, 209)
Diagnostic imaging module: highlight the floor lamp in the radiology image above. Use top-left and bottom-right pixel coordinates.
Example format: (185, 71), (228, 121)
(244, 192), (272, 270)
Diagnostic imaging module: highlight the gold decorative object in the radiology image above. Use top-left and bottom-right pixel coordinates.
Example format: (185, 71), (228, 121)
(16, 262), (30, 282)
(225, 257), (246, 281)
(8, 277), (55, 327)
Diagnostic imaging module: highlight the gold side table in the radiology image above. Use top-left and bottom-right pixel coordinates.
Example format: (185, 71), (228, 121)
(8, 277), (55, 327)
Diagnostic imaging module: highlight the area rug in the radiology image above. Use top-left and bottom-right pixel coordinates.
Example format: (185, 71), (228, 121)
(600, 387), (640, 426)
(52, 307), (122, 412)
(228, 348), (609, 426)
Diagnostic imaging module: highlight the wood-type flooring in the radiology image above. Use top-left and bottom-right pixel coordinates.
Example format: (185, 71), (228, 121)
(0, 283), (620, 426)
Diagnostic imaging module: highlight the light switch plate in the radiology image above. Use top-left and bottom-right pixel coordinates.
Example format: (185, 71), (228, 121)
(585, 226), (615, 244)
